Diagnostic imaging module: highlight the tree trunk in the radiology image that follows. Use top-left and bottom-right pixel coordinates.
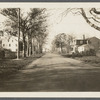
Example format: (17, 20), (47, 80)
(37, 42), (40, 54)
(30, 31), (32, 55)
(17, 8), (20, 59)
(39, 44), (43, 53)
(32, 37), (34, 55)
(61, 42), (63, 53)
(38, 42), (42, 54)
(27, 35), (29, 57)
(29, 46), (31, 56)
(31, 42), (32, 55)
(23, 34), (26, 57)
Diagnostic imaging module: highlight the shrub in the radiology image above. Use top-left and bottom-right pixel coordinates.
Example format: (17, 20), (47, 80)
(0, 50), (5, 59)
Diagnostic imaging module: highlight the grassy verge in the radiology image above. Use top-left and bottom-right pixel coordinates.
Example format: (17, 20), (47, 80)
(75, 56), (100, 67)
(62, 53), (100, 67)
(0, 53), (44, 78)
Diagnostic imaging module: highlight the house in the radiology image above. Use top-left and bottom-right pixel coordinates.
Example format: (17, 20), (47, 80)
(0, 31), (22, 52)
(72, 39), (89, 53)
(1, 36), (19, 52)
(0, 31), (24, 58)
(72, 36), (100, 54)
(78, 44), (94, 53)
(73, 39), (88, 46)
(87, 37), (100, 52)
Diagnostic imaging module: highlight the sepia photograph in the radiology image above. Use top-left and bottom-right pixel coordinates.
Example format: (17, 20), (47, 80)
(0, 3), (100, 96)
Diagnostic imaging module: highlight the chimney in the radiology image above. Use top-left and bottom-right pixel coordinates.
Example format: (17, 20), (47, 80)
(83, 35), (85, 40)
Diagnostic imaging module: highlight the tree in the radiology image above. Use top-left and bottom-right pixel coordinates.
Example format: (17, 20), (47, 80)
(66, 34), (75, 53)
(0, 8), (20, 59)
(61, 8), (100, 33)
(52, 33), (75, 53)
(0, 8), (30, 57)
(52, 33), (67, 53)
(0, 8), (48, 57)
(29, 8), (48, 54)
(80, 8), (100, 31)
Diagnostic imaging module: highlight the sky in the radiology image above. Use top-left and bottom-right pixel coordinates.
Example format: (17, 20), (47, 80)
(46, 8), (100, 49)
(0, 8), (100, 50)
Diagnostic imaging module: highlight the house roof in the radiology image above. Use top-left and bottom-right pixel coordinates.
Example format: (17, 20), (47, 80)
(87, 36), (100, 41)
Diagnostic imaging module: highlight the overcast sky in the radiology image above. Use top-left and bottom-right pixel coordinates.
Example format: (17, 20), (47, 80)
(0, 8), (100, 50)
(45, 8), (100, 49)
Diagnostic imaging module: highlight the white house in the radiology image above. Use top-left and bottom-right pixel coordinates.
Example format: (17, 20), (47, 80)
(1, 36), (18, 52)
(71, 36), (95, 53)
(78, 44), (94, 53)
(0, 31), (19, 52)
(72, 39), (88, 53)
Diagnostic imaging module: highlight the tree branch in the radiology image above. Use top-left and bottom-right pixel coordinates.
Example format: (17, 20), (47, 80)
(88, 17), (100, 23)
(81, 8), (100, 31)
(90, 8), (100, 20)
(90, 8), (100, 14)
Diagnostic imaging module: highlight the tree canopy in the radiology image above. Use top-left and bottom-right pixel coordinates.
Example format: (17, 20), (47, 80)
(0, 8), (48, 57)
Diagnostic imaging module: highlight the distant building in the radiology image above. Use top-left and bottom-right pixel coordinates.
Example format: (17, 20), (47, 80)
(73, 39), (88, 46)
(0, 31), (22, 52)
(71, 35), (100, 53)
(78, 44), (94, 53)
(1, 36), (18, 52)
(87, 37), (100, 52)
(72, 38), (89, 53)
(72, 35), (100, 54)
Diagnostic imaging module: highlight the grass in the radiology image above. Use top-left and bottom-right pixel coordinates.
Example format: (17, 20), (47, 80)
(61, 53), (100, 67)
(0, 53), (43, 78)
(75, 56), (100, 67)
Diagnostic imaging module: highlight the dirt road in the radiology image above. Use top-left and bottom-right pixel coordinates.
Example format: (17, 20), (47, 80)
(0, 53), (100, 91)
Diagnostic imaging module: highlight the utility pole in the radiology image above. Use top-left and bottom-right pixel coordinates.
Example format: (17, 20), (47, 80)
(17, 8), (20, 59)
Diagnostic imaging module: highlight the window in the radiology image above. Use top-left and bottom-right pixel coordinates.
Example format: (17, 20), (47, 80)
(16, 49), (17, 52)
(16, 44), (17, 47)
(80, 40), (83, 44)
(12, 40), (13, 42)
(8, 39), (9, 42)
(3, 44), (5, 47)
(9, 44), (11, 47)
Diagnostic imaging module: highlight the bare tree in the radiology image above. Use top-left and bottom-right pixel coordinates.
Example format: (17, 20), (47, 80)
(0, 8), (48, 57)
(52, 33), (75, 53)
(81, 8), (100, 31)
(61, 8), (100, 32)
(29, 8), (48, 54)
(52, 33), (67, 53)
(0, 8), (20, 59)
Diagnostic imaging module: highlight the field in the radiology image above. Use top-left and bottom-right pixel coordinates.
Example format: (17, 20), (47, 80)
(0, 54), (43, 78)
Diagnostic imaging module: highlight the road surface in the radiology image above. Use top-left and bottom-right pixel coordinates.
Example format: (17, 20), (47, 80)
(0, 53), (100, 91)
